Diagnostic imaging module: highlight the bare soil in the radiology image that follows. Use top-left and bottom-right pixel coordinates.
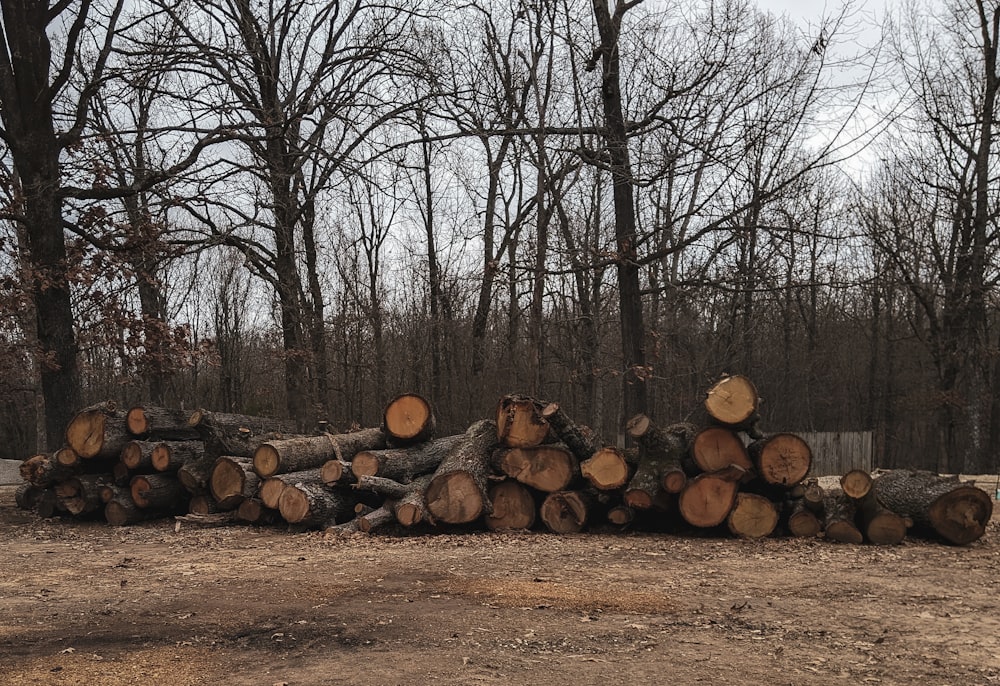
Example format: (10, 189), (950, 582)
(2, 484), (999, 686)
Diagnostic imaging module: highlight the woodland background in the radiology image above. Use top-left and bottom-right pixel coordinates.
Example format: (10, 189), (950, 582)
(0, 0), (997, 474)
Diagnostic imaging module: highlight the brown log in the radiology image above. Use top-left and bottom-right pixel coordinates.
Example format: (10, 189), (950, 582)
(187, 409), (299, 436)
(188, 494), (221, 515)
(539, 402), (601, 462)
(677, 472), (739, 528)
(253, 428), (387, 478)
(177, 455), (216, 495)
(104, 498), (161, 526)
(624, 416), (695, 505)
(856, 490), (908, 545)
(726, 493), (779, 538)
(785, 499), (822, 537)
(126, 405), (200, 440)
(130, 474), (185, 510)
(99, 484), (128, 505)
(351, 434), (462, 482)
(353, 473), (434, 526)
(801, 477), (825, 514)
(121, 441), (157, 472)
(748, 433), (812, 487)
(425, 419), (497, 524)
(539, 490), (595, 533)
(607, 504), (635, 526)
(822, 488), (863, 543)
(54, 446), (81, 468)
(319, 459), (356, 486)
(485, 481), (536, 531)
(33, 488), (62, 518)
(872, 469), (992, 545)
(580, 447), (631, 490)
(19, 453), (77, 487)
(65, 403), (130, 460)
(210, 456), (260, 509)
(236, 498), (278, 524)
(152, 441), (206, 473)
(359, 504), (396, 533)
(493, 444), (579, 493)
(111, 460), (130, 486)
(61, 474), (111, 515)
(15, 483), (44, 511)
(704, 375), (759, 428)
(382, 393), (437, 445)
(259, 469), (323, 509)
(278, 482), (355, 527)
(840, 469), (874, 500)
(496, 395), (549, 448)
(690, 427), (753, 473)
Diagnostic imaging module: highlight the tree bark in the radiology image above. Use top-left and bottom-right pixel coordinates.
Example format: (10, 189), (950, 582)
(130, 474), (185, 510)
(253, 428), (386, 477)
(425, 419), (497, 524)
(126, 405), (200, 440)
(278, 482), (355, 527)
(872, 469), (992, 545)
(822, 488), (863, 544)
(539, 402), (601, 462)
(151, 441), (206, 473)
(259, 469), (323, 510)
(210, 456), (260, 509)
(351, 434), (462, 482)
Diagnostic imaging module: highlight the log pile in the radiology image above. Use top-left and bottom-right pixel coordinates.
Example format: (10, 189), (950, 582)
(13, 378), (995, 546)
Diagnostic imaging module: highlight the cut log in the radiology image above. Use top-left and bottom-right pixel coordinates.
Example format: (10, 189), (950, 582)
(112, 461), (130, 485)
(210, 456), (261, 509)
(801, 477), (825, 514)
(358, 504), (396, 533)
(678, 472), (739, 528)
(253, 428), (386, 478)
(278, 482), (355, 527)
(607, 504), (635, 526)
(822, 488), (863, 543)
(856, 491), (908, 545)
(485, 481), (536, 531)
(152, 441), (205, 473)
(872, 469), (992, 545)
(382, 393), (436, 445)
(65, 403), (130, 460)
(624, 416), (696, 504)
(704, 375), (760, 430)
(539, 403), (601, 462)
(840, 469), (874, 500)
(748, 433), (812, 487)
(319, 459), (356, 486)
(236, 498), (278, 524)
(496, 395), (549, 448)
(126, 405), (200, 440)
(178, 455), (219, 495)
(121, 441), (157, 472)
(539, 490), (595, 533)
(15, 483), (44, 511)
(130, 474), (185, 510)
(425, 419), (497, 524)
(105, 498), (160, 526)
(187, 409), (299, 436)
(493, 444), (579, 493)
(259, 469), (323, 509)
(19, 453), (77, 487)
(785, 499), (822, 537)
(351, 434), (462, 482)
(580, 447), (631, 491)
(98, 484), (128, 505)
(188, 494), (221, 515)
(354, 473), (434, 527)
(61, 474), (111, 515)
(54, 446), (81, 468)
(690, 427), (753, 474)
(726, 493), (779, 538)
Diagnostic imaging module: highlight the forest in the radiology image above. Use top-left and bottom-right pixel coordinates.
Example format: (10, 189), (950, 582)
(0, 0), (996, 475)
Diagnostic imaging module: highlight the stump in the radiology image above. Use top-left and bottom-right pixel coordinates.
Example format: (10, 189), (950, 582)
(872, 470), (992, 545)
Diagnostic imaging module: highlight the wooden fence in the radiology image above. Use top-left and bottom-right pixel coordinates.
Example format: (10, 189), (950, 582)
(798, 431), (874, 476)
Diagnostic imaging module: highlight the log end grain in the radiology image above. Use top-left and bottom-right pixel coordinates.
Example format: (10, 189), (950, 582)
(840, 469), (873, 500)
(625, 414), (652, 438)
(607, 505), (635, 526)
(383, 393), (435, 442)
(580, 447), (629, 490)
(752, 433), (812, 487)
(350, 451), (379, 478)
(425, 472), (484, 524)
(320, 459), (346, 484)
(55, 447), (80, 467)
(825, 520), (864, 544)
(678, 474), (738, 528)
(928, 485), (993, 546)
(259, 478), (288, 509)
(661, 468), (688, 494)
(787, 508), (822, 537)
(499, 446), (576, 492)
(126, 407), (148, 435)
(704, 375), (758, 425)
(539, 491), (588, 534)
(691, 427), (752, 473)
(623, 488), (654, 510)
(121, 441), (143, 470)
(727, 493), (779, 538)
(485, 481), (536, 531)
(496, 395), (549, 448)
(863, 511), (908, 545)
(253, 444), (281, 478)
(65, 410), (108, 459)
(151, 444), (172, 472)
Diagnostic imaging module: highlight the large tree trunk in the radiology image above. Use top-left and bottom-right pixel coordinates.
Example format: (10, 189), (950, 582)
(747, 434), (812, 487)
(253, 428), (386, 477)
(690, 427), (753, 474)
(210, 456), (260, 509)
(278, 482), (355, 527)
(425, 419), (497, 524)
(126, 405), (200, 440)
(65, 403), (130, 460)
(872, 469), (992, 545)
(485, 480), (536, 531)
(493, 445), (579, 493)
(677, 471), (741, 528)
(726, 493), (779, 539)
(382, 393), (436, 445)
(350, 434), (461, 482)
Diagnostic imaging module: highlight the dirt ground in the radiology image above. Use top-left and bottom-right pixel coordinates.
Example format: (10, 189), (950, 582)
(1, 484), (999, 686)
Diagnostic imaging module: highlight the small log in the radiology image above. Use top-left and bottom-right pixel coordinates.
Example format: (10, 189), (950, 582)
(624, 416), (695, 505)
(539, 402), (601, 462)
(98, 483), (128, 504)
(65, 403), (131, 460)
(382, 393), (437, 445)
(112, 460), (130, 485)
(872, 469), (992, 545)
(15, 483), (44, 510)
(704, 375), (760, 431)
(607, 504), (635, 526)
(840, 469), (874, 500)
(54, 446), (82, 468)
(253, 428), (387, 478)
(121, 441), (157, 472)
(130, 474), (186, 510)
(20, 453), (77, 487)
(425, 419), (498, 524)
(801, 478), (825, 514)
(351, 434), (462, 482)
(485, 481), (536, 531)
(187, 409), (299, 436)
(152, 441), (206, 472)
(856, 491), (908, 545)
(105, 498), (160, 526)
(210, 456), (260, 509)
(278, 482), (355, 527)
(236, 498), (278, 524)
(174, 511), (240, 527)
(580, 447), (631, 490)
(539, 490), (595, 534)
(785, 499), (822, 537)
(690, 427), (753, 474)
(126, 405), (200, 440)
(188, 494), (221, 515)
(748, 433), (812, 487)
(822, 488), (863, 544)
(319, 459), (356, 486)
(496, 395), (549, 448)
(359, 504), (396, 533)
(726, 493), (779, 538)
(493, 444), (579, 493)
(259, 469), (323, 509)
(677, 472), (739, 528)
(177, 455), (216, 494)
(61, 474), (111, 515)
